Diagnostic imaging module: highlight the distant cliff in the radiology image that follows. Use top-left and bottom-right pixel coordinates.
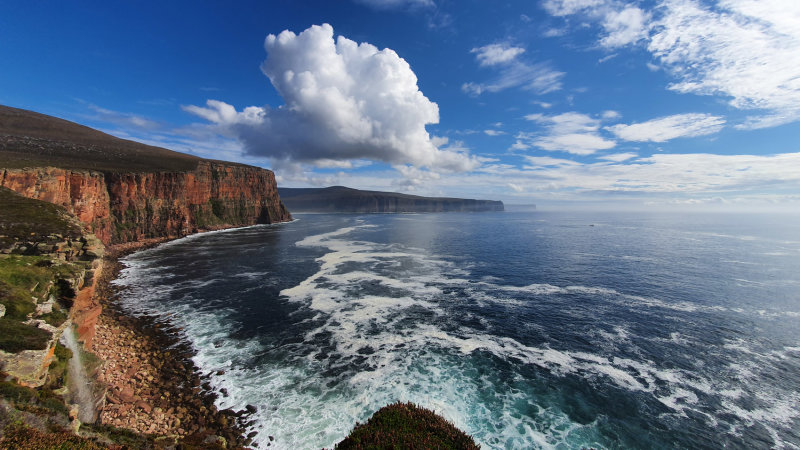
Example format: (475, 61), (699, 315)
(279, 186), (504, 213)
(0, 105), (291, 245)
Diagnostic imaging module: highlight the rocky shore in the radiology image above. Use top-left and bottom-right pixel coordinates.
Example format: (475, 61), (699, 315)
(90, 243), (258, 448)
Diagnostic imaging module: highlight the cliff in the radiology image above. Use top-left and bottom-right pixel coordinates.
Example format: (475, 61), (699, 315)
(0, 105), (290, 445)
(0, 105), (291, 246)
(279, 186), (504, 213)
(0, 187), (103, 387)
(1, 163), (290, 245)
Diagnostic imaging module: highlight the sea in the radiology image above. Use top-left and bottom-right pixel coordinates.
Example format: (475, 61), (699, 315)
(112, 209), (800, 449)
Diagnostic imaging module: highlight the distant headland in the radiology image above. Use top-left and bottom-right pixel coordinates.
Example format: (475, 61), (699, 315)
(279, 185), (504, 213)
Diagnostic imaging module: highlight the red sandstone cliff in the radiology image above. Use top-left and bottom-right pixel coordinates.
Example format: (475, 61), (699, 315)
(1, 105), (291, 245)
(1, 161), (291, 246)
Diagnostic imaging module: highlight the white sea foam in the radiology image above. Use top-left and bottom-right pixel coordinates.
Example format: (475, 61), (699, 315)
(721, 260), (760, 265)
(113, 221), (800, 449)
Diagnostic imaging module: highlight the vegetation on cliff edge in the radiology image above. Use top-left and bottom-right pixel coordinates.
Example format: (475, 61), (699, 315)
(336, 402), (480, 450)
(0, 187), (83, 250)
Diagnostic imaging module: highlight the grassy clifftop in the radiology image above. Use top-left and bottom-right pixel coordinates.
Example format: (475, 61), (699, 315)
(0, 188), (88, 355)
(0, 187), (83, 250)
(0, 105), (253, 173)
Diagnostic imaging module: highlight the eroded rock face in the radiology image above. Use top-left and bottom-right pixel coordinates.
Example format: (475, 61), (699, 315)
(105, 162), (291, 243)
(0, 318), (71, 388)
(1, 162), (291, 246)
(0, 168), (113, 243)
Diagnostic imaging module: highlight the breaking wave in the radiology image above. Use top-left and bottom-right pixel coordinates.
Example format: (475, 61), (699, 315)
(113, 213), (800, 449)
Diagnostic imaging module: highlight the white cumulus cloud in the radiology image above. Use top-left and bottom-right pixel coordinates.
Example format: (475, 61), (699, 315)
(606, 113), (726, 142)
(184, 24), (478, 172)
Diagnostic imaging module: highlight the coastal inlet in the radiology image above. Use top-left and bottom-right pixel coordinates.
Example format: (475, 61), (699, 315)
(113, 211), (800, 449)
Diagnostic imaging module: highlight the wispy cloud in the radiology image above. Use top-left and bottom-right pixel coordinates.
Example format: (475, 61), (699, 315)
(85, 104), (160, 130)
(543, 0), (651, 48)
(606, 113), (725, 142)
(514, 112), (616, 155)
(601, 110), (621, 120)
(353, 0), (434, 9)
(471, 43), (526, 66)
(598, 152), (638, 162)
(649, 0), (800, 129)
(523, 155), (582, 167)
(542, 0), (604, 16)
(542, 0), (800, 129)
(463, 42), (564, 95)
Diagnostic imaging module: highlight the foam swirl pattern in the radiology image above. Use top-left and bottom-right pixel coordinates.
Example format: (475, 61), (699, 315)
(113, 211), (800, 449)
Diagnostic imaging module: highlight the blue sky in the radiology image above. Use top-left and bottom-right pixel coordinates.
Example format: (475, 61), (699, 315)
(2, 0), (799, 209)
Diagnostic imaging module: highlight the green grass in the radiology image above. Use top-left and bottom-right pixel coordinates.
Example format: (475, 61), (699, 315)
(0, 255), (82, 338)
(0, 380), (37, 403)
(0, 187), (83, 249)
(0, 255), (82, 301)
(0, 280), (36, 320)
(40, 305), (68, 328)
(0, 255), (82, 353)
(79, 347), (103, 378)
(0, 318), (52, 353)
(0, 382), (70, 418)
(45, 342), (73, 388)
(336, 402), (480, 450)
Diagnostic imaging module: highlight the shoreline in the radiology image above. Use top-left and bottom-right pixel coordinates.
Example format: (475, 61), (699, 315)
(88, 229), (274, 448)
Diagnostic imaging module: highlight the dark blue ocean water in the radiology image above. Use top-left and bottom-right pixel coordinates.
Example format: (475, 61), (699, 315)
(113, 211), (800, 449)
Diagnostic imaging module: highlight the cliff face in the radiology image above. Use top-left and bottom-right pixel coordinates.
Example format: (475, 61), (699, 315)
(1, 162), (291, 246)
(0, 187), (105, 386)
(0, 168), (113, 243)
(104, 162), (290, 244)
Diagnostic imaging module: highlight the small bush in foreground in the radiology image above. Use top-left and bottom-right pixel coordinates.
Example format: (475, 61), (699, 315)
(336, 402), (480, 450)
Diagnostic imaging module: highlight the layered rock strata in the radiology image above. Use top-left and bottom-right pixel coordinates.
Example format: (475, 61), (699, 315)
(1, 162), (291, 246)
